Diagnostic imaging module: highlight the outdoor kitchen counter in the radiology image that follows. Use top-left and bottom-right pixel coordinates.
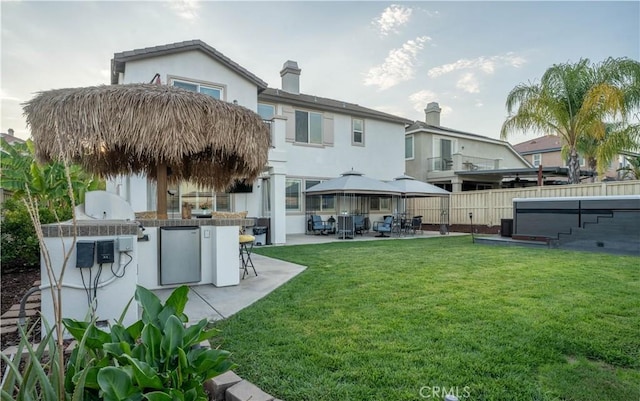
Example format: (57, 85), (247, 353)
(136, 219), (253, 290)
(41, 218), (255, 237)
(137, 218), (255, 228)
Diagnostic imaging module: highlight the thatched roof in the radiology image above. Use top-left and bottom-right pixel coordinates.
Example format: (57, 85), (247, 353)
(23, 84), (271, 190)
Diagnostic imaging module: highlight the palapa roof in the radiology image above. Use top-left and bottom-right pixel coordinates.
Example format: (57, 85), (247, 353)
(23, 83), (271, 190)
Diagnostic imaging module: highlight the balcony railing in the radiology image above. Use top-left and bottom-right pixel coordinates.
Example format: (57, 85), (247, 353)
(427, 155), (499, 172)
(459, 156), (497, 171)
(427, 157), (453, 172)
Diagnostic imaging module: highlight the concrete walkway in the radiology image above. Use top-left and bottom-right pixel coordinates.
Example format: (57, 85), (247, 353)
(153, 253), (307, 324)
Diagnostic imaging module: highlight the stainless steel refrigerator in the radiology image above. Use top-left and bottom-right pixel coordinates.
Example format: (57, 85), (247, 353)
(159, 226), (201, 285)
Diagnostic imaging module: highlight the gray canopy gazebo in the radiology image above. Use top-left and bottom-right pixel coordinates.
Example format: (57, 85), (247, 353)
(23, 83), (271, 219)
(305, 170), (402, 234)
(388, 175), (451, 231)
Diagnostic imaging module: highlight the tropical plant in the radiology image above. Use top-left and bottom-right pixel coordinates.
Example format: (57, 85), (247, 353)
(501, 57), (640, 184)
(575, 122), (640, 178)
(617, 154), (640, 179)
(62, 285), (234, 401)
(0, 137), (104, 209)
(0, 319), (69, 401)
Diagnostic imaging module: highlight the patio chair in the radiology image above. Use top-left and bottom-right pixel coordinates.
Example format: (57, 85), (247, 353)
(411, 216), (423, 234)
(373, 215), (394, 237)
(310, 215), (328, 235)
(353, 215), (366, 236)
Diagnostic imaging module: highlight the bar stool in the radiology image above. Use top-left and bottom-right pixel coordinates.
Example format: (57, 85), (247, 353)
(239, 234), (257, 279)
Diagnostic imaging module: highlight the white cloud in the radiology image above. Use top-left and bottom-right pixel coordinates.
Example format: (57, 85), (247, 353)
(0, 89), (20, 102)
(441, 105), (453, 117)
(428, 52), (526, 78)
(409, 90), (438, 113)
(364, 36), (431, 90)
(475, 100), (484, 107)
(373, 4), (413, 36)
(456, 72), (480, 93)
(167, 0), (199, 21)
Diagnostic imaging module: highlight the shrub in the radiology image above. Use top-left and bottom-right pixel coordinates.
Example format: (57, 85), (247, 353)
(0, 198), (71, 271)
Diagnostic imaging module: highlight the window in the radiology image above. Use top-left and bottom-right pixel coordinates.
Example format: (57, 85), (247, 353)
(178, 182), (232, 215)
(258, 103), (275, 120)
(405, 135), (414, 159)
(295, 110), (323, 144)
(532, 153), (542, 167)
(172, 79), (223, 100)
(305, 179), (335, 212)
(352, 118), (364, 145)
(286, 178), (302, 211)
(370, 196), (391, 211)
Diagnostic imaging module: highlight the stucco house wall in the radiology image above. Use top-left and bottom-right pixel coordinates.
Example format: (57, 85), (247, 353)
(106, 40), (410, 239)
(405, 103), (530, 191)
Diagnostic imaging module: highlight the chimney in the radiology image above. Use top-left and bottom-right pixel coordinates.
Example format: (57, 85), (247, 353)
(424, 102), (441, 126)
(7, 128), (14, 136)
(280, 60), (301, 95)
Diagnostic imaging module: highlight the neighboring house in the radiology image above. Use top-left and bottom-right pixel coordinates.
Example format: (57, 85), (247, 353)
(513, 135), (631, 181)
(1, 128), (25, 145)
(106, 40), (410, 241)
(405, 103), (531, 192)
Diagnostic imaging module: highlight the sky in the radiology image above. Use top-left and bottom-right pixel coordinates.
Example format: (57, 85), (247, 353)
(1, 1), (639, 146)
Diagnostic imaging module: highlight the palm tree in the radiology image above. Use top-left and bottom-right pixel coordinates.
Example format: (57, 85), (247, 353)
(575, 122), (640, 179)
(617, 155), (640, 180)
(501, 57), (640, 184)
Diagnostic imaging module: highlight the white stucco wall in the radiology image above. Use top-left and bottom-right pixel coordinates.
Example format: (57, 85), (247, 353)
(283, 113), (405, 180)
(118, 50), (259, 110)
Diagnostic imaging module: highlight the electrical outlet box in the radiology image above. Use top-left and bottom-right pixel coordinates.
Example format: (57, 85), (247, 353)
(96, 240), (115, 264)
(117, 236), (133, 252)
(76, 241), (95, 268)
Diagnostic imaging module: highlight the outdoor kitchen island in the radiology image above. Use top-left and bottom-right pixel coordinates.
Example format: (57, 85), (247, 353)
(41, 212), (253, 330)
(136, 217), (254, 289)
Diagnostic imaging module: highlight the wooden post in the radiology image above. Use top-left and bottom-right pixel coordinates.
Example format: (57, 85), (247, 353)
(157, 163), (168, 219)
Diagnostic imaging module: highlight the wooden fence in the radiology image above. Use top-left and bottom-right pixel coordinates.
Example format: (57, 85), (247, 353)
(409, 181), (640, 226)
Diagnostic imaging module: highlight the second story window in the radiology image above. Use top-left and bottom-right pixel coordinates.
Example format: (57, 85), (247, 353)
(172, 79), (223, 100)
(533, 153), (542, 167)
(295, 110), (323, 144)
(352, 118), (364, 145)
(405, 135), (414, 159)
(258, 103), (275, 120)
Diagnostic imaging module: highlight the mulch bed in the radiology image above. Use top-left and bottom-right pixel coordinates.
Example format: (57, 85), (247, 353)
(2, 268), (42, 350)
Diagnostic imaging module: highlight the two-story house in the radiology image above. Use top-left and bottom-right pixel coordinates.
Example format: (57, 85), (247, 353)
(106, 40), (410, 242)
(513, 135), (632, 181)
(405, 102), (531, 191)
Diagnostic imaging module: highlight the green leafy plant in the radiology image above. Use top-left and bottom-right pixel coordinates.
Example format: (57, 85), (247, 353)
(0, 319), (72, 401)
(63, 285), (235, 401)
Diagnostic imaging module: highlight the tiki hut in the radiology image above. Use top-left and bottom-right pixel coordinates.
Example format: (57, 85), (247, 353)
(23, 84), (271, 218)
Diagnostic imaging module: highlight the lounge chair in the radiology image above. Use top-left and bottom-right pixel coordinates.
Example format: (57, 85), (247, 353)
(373, 216), (393, 237)
(353, 215), (366, 235)
(310, 215), (328, 235)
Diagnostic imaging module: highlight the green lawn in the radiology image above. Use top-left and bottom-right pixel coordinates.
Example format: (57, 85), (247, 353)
(212, 236), (640, 401)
